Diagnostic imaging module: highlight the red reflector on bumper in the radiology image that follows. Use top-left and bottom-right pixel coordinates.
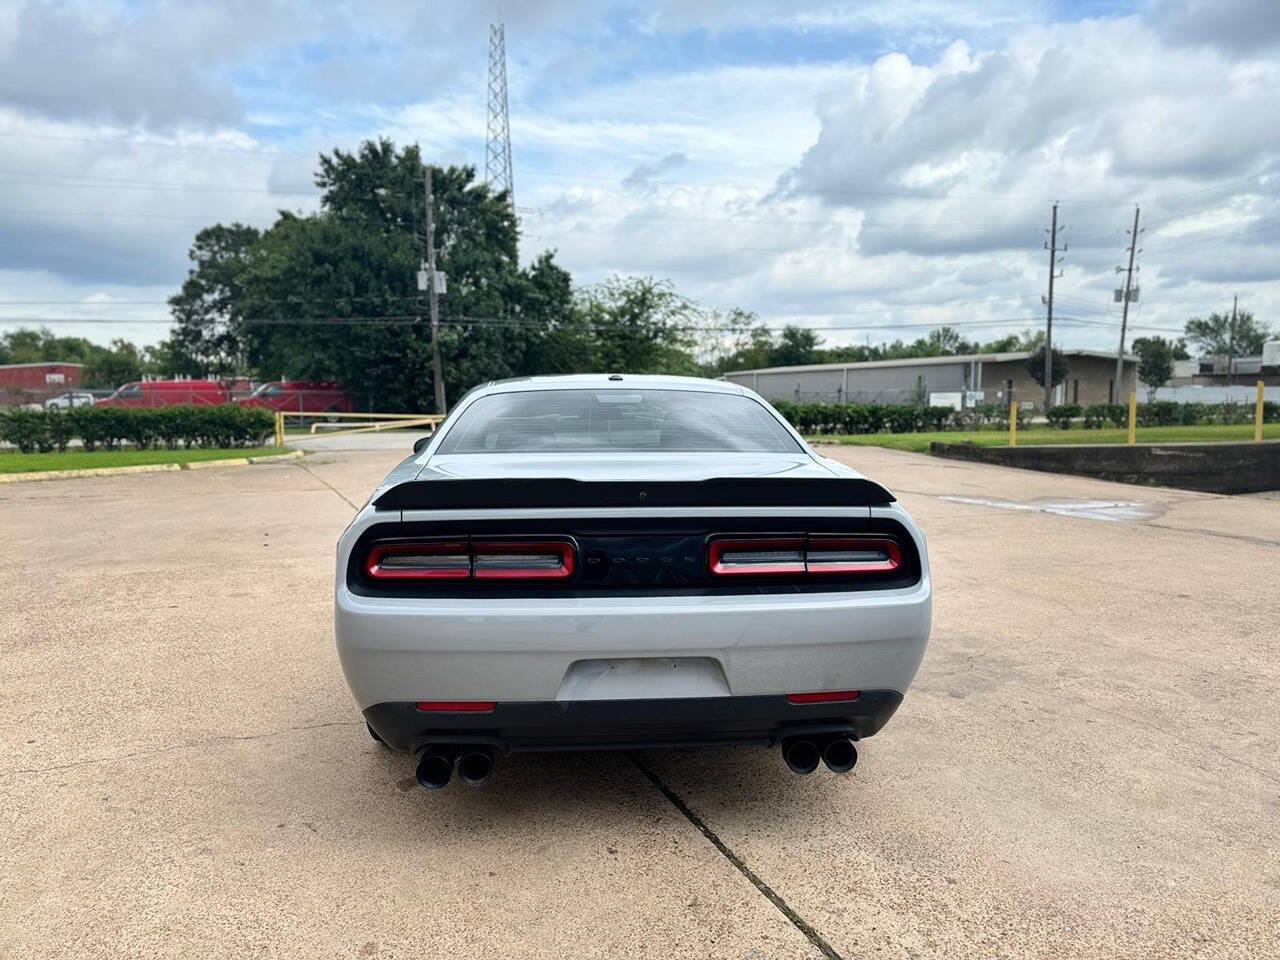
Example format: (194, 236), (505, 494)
(415, 701), (496, 712)
(785, 690), (861, 704)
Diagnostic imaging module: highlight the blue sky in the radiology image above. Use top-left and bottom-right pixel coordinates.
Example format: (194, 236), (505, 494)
(0, 0), (1276, 353)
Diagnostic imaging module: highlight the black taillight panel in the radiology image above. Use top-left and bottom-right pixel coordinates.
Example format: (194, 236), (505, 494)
(348, 516), (920, 597)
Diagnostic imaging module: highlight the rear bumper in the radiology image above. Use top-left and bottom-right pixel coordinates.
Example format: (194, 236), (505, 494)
(336, 581), (931, 708)
(363, 691), (904, 754)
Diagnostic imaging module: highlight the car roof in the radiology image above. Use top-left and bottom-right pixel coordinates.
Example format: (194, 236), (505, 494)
(479, 374), (747, 397)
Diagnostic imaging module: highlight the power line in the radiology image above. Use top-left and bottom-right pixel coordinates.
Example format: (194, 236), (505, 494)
(0, 313), (1190, 335)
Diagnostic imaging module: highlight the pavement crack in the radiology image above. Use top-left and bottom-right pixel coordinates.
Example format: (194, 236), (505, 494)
(294, 461), (358, 510)
(627, 753), (845, 960)
(6, 720), (357, 779)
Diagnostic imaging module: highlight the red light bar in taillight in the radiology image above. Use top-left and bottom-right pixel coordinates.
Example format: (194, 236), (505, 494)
(786, 690), (861, 704)
(708, 537), (805, 576)
(472, 540), (575, 580)
(366, 541), (470, 579)
(707, 535), (901, 577)
(804, 536), (901, 575)
(364, 538), (576, 581)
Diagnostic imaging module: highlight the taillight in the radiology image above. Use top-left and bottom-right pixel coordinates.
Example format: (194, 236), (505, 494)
(473, 540), (575, 579)
(707, 534), (901, 577)
(708, 537), (805, 576)
(805, 536), (900, 574)
(364, 538), (575, 581)
(365, 541), (470, 579)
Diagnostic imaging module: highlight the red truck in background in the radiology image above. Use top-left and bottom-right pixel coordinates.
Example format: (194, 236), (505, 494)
(95, 380), (230, 407)
(235, 381), (354, 413)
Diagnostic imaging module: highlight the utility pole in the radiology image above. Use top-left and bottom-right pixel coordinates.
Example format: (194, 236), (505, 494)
(424, 168), (446, 415)
(1114, 205), (1142, 395)
(1043, 202), (1066, 413)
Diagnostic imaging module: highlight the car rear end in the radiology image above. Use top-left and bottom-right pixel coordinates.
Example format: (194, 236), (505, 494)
(334, 379), (931, 788)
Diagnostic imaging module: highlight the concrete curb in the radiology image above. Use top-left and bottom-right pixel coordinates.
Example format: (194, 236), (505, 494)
(0, 449), (304, 484)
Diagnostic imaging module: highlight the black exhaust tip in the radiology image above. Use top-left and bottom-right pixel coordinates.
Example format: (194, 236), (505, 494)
(821, 736), (858, 773)
(782, 737), (821, 776)
(415, 745), (455, 790)
(457, 746), (495, 787)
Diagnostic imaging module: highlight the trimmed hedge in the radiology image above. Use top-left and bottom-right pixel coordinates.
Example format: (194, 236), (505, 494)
(767, 398), (1278, 435)
(1046, 404), (1082, 429)
(1, 405), (275, 453)
(770, 400), (959, 435)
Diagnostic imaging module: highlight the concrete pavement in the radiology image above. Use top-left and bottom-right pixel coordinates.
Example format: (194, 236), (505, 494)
(2, 442), (1277, 958)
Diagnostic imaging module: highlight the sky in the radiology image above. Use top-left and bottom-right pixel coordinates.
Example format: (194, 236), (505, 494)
(0, 0), (1277, 356)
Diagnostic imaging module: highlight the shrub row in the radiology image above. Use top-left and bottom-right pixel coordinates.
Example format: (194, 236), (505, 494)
(1047, 401), (1280, 430)
(772, 401), (958, 435)
(771, 400), (1029, 435)
(770, 398), (1279, 435)
(0, 405), (275, 453)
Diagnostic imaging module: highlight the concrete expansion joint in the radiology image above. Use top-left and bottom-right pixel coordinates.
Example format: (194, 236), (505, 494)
(5, 719), (357, 779)
(295, 461), (359, 510)
(627, 753), (847, 960)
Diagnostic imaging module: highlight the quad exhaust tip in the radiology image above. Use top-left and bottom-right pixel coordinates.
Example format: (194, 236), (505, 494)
(821, 735), (858, 773)
(782, 735), (858, 775)
(457, 746), (495, 787)
(416, 744), (496, 790)
(782, 737), (821, 776)
(415, 745), (456, 790)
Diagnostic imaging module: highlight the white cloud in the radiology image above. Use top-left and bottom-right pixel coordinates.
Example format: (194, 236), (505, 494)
(0, 0), (1276, 355)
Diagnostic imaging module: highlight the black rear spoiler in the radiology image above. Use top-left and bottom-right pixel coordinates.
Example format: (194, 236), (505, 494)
(373, 477), (895, 510)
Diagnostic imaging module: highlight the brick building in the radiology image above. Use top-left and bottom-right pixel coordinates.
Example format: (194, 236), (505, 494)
(0, 361), (84, 406)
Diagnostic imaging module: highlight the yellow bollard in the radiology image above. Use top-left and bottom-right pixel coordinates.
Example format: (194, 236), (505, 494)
(274, 411), (284, 448)
(1009, 401), (1017, 447)
(1128, 391), (1137, 445)
(1258, 380), (1266, 443)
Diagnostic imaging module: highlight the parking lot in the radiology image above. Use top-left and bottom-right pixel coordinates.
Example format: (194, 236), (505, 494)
(2, 439), (1277, 959)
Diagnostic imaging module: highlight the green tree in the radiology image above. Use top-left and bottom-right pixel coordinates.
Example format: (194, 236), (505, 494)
(1028, 345), (1069, 390)
(769, 325), (821, 366)
(167, 223), (263, 376)
(168, 139), (575, 410)
(1184, 310), (1270, 358)
(81, 339), (144, 388)
(1131, 336), (1179, 394)
(578, 276), (699, 375)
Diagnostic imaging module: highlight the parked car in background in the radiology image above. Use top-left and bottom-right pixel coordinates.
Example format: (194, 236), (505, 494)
(44, 391), (97, 410)
(95, 380), (230, 407)
(237, 380), (354, 413)
(336, 374), (931, 791)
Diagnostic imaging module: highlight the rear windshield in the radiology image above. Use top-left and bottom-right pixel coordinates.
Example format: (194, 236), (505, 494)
(436, 389), (801, 454)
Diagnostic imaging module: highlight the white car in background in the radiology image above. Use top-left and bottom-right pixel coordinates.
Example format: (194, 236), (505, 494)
(44, 391), (97, 410)
(335, 375), (931, 790)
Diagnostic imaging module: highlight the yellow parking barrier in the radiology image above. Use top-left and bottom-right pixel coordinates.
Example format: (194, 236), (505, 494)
(1128, 392), (1137, 446)
(274, 411), (284, 448)
(278, 410), (446, 442)
(1009, 401), (1017, 446)
(1257, 380), (1265, 443)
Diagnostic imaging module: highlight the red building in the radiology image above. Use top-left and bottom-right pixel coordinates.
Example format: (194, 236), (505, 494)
(0, 362), (84, 406)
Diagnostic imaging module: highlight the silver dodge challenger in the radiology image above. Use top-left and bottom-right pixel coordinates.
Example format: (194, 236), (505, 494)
(336, 375), (931, 789)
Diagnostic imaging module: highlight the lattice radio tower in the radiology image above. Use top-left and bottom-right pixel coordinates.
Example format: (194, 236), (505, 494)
(485, 23), (514, 208)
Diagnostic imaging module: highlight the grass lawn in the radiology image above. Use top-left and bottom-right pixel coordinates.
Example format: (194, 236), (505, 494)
(807, 423), (1280, 454)
(0, 446), (286, 474)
